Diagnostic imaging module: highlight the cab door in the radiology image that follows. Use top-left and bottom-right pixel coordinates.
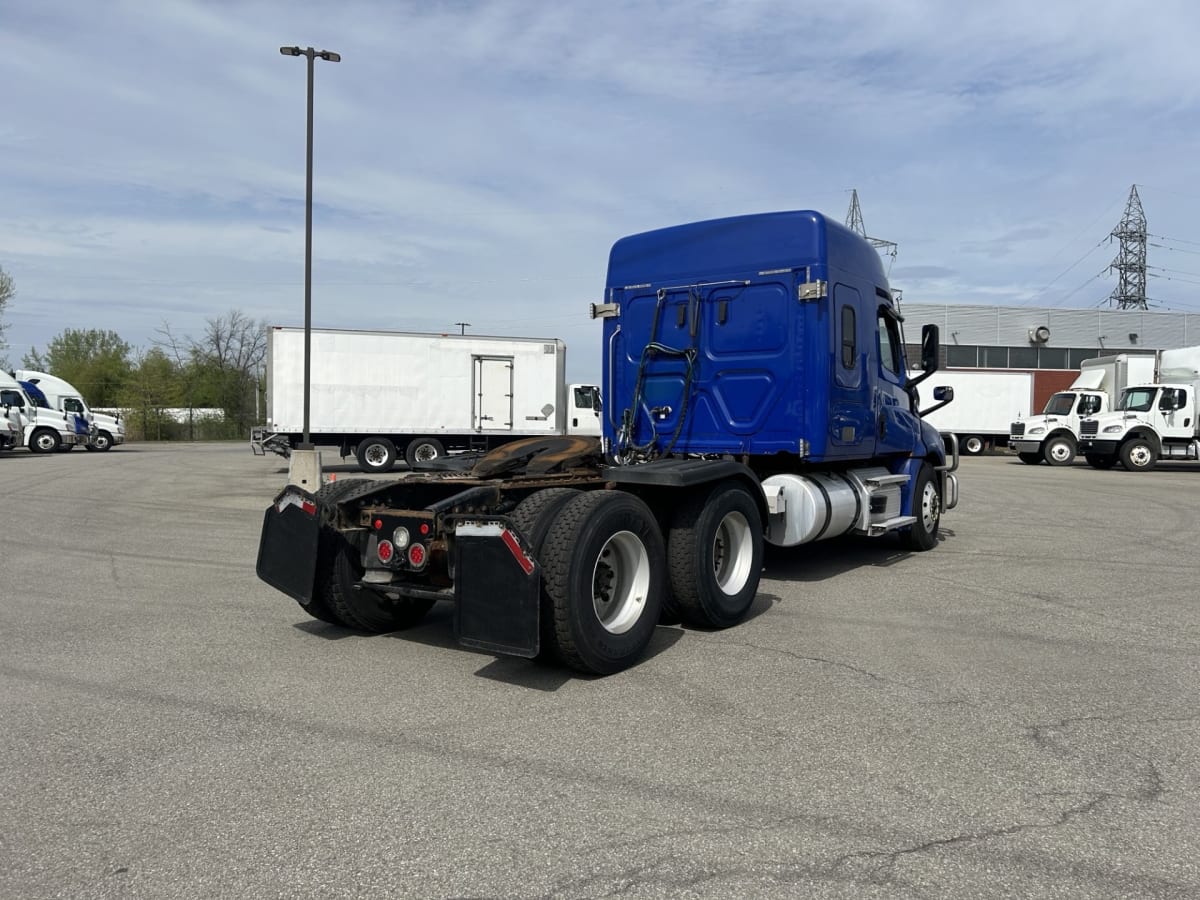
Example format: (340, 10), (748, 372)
(873, 305), (919, 455)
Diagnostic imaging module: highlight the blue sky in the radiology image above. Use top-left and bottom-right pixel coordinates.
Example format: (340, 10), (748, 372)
(3, 0), (1200, 382)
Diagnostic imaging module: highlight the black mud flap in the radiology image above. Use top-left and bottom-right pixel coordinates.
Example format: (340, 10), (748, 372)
(453, 518), (540, 658)
(255, 486), (321, 602)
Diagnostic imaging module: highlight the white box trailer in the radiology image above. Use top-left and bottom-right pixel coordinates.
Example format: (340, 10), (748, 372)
(252, 326), (600, 472)
(915, 369), (1034, 455)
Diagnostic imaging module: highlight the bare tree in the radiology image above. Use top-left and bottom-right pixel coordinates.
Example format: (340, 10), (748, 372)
(0, 265), (15, 370)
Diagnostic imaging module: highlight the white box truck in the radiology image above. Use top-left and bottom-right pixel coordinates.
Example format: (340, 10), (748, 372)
(911, 369), (1033, 455)
(251, 326), (601, 472)
(1009, 353), (1157, 466)
(14, 370), (126, 451)
(0, 371), (87, 452)
(1078, 345), (1200, 471)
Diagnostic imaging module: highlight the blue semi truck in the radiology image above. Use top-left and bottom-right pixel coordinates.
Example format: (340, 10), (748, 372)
(257, 210), (959, 674)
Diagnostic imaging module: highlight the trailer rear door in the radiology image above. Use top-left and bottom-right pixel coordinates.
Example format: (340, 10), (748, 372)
(474, 356), (514, 431)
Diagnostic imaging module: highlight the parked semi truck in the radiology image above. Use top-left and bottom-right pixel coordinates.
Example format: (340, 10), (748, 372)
(909, 369), (1033, 455)
(1009, 353), (1157, 466)
(14, 370), (125, 451)
(0, 371), (87, 453)
(256, 210), (960, 674)
(251, 327), (601, 472)
(1078, 345), (1200, 471)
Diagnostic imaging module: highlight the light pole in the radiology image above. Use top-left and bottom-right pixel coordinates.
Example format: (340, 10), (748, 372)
(279, 45), (340, 449)
(455, 322), (471, 335)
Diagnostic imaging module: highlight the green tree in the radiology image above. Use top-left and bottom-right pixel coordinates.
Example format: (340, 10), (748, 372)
(0, 265), (14, 370)
(22, 328), (133, 406)
(119, 348), (180, 441)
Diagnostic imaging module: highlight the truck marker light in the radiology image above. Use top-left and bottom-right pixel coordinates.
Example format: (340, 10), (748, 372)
(500, 529), (535, 575)
(378, 540), (394, 562)
(419, 523), (430, 536)
(408, 544), (427, 568)
(393, 526), (410, 549)
(374, 519), (383, 530)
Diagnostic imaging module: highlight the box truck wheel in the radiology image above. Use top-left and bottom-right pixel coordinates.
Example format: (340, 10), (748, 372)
(509, 487), (584, 659)
(1119, 437), (1157, 472)
(1085, 454), (1117, 470)
(540, 491), (665, 675)
(355, 437), (397, 473)
(406, 437), (444, 467)
(30, 428), (60, 453)
(962, 435), (985, 455)
(668, 481), (763, 629)
(1017, 452), (1042, 465)
(1043, 434), (1076, 466)
(901, 464), (941, 551)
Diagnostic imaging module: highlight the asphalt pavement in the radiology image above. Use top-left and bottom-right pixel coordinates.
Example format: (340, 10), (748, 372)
(1, 443), (1197, 899)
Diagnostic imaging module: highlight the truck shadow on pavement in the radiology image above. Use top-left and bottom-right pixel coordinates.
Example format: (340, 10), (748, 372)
(292, 601), (687, 690)
(763, 530), (954, 583)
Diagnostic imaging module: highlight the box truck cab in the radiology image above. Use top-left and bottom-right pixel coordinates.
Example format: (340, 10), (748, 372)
(13, 370), (125, 451)
(0, 370), (85, 452)
(1077, 346), (1200, 471)
(1010, 354), (1157, 466)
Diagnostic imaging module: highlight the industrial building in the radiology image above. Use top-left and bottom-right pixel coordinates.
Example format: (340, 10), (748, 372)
(899, 303), (1200, 411)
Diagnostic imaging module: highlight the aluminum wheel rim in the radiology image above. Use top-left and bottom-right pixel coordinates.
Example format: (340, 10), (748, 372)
(35, 433), (56, 451)
(1129, 444), (1152, 467)
(365, 445), (388, 467)
(95, 434), (110, 450)
(920, 480), (941, 532)
(414, 444), (438, 462)
(1049, 441), (1071, 462)
(714, 510), (753, 595)
(591, 530), (650, 635)
(965, 437), (982, 454)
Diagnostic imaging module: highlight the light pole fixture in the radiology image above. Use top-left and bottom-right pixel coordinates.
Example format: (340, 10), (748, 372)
(279, 45), (340, 448)
(455, 322), (471, 335)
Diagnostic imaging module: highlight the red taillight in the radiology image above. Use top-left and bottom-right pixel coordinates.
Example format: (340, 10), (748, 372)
(419, 523), (430, 536)
(374, 519), (383, 530)
(408, 544), (426, 568)
(377, 540), (394, 562)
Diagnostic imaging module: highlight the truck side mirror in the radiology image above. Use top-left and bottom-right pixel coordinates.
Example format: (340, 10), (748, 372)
(920, 324), (940, 374)
(933, 386), (954, 403)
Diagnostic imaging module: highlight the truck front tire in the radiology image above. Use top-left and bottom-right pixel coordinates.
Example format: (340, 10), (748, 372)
(1043, 434), (1076, 466)
(541, 491), (665, 675)
(1119, 437), (1157, 472)
(668, 482), (763, 629)
(901, 463), (941, 551)
(93, 431), (113, 451)
(30, 428), (60, 453)
(355, 437), (397, 473)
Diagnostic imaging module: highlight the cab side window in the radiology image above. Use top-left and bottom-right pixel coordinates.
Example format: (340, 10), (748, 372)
(1078, 395), (1101, 416)
(876, 310), (901, 377)
(64, 398), (85, 414)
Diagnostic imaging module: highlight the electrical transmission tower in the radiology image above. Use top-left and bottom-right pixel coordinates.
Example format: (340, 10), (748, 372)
(1107, 184), (1148, 310)
(845, 189), (897, 267)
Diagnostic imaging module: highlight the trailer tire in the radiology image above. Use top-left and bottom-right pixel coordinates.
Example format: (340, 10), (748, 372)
(1085, 454), (1117, 470)
(668, 481), (763, 629)
(355, 436), (397, 473)
(509, 487), (584, 660)
(1017, 452), (1042, 465)
(1043, 434), (1076, 466)
(900, 463), (941, 551)
(962, 435), (985, 455)
(29, 428), (60, 453)
(1119, 437), (1157, 472)
(541, 491), (665, 675)
(406, 437), (445, 467)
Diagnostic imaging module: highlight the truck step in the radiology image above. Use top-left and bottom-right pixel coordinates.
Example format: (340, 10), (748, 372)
(864, 474), (910, 488)
(867, 515), (917, 536)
